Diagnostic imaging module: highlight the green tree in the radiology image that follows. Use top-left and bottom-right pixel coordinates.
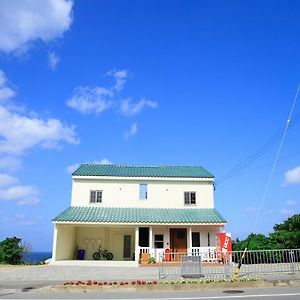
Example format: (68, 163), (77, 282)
(269, 214), (300, 249)
(232, 233), (271, 251)
(0, 237), (24, 265)
(233, 214), (300, 251)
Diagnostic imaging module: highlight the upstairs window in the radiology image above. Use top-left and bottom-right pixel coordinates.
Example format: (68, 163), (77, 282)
(90, 190), (102, 203)
(184, 192), (196, 205)
(139, 184), (148, 200)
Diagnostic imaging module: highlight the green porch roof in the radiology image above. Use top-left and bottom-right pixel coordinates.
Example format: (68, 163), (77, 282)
(72, 164), (214, 178)
(53, 207), (226, 224)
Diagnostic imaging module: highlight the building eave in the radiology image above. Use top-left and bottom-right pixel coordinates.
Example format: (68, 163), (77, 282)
(53, 221), (226, 226)
(72, 175), (214, 182)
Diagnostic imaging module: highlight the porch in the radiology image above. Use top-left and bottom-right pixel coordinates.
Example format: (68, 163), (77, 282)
(52, 223), (221, 264)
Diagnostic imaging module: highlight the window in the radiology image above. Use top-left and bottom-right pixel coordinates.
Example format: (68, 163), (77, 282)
(154, 234), (164, 249)
(139, 184), (148, 200)
(90, 190), (102, 203)
(184, 192), (196, 205)
(192, 232), (200, 247)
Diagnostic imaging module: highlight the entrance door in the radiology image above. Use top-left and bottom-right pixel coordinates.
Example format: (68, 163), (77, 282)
(123, 235), (131, 260)
(170, 228), (187, 261)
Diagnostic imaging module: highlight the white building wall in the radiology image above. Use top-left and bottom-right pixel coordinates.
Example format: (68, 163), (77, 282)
(54, 224), (76, 260)
(71, 177), (214, 208)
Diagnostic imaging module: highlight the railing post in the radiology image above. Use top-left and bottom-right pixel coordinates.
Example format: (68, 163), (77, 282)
(135, 227), (139, 263)
(149, 226), (153, 257)
(289, 250), (296, 274)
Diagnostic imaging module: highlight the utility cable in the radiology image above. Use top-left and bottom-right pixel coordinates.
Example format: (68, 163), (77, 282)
(233, 83), (300, 279)
(216, 109), (300, 187)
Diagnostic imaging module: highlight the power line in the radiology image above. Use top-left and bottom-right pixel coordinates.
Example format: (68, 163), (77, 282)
(251, 83), (300, 231)
(216, 105), (300, 187)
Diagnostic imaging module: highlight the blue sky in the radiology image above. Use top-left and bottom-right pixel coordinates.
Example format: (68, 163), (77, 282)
(0, 0), (299, 251)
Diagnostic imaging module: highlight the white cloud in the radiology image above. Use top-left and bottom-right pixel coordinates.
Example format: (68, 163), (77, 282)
(243, 206), (257, 212)
(66, 158), (112, 174)
(48, 51), (60, 70)
(285, 200), (299, 206)
(99, 158), (112, 165)
(0, 174), (19, 187)
(0, 156), (22, 172)
(280, 208), (294, 216)
(0, 70), (79, 205)
(66, 86), (113, 114)
(0, 185), (40, 205)
(120, 98), (157, 116)
(0, 0), (73, 54)
(18, 220), (37, 226)
(0, 70), (15, 101)
(108, 69), (129, 92)
(0, 105), (79, 155)
(284, 166), (300, 185)
(67, 69), (158, 118)
(0, 70), (79, 155)
(66, 162), (80, 174)
(124, 123), (138, 139)
(66, 70), (127, 114)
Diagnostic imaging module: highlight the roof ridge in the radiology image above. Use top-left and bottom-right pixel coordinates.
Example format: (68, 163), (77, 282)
(80, 163), (204, 168)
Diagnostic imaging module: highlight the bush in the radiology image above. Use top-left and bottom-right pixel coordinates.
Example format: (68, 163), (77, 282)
(0, 237), (24, 265)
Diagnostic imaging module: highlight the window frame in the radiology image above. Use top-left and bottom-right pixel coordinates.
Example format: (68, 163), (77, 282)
(90, 190), (102, 204)
(184, 191), (197, 205)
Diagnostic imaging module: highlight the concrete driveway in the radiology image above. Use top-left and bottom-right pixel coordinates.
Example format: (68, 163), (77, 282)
(0, 265), (159, 289)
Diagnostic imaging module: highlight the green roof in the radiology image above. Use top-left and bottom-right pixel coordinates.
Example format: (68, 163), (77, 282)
(53, 207), (226, 224)
(72, 164), (214, 178)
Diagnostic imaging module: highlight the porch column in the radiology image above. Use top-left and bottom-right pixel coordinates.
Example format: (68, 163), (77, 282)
(188, 227), (192, 253)
(51, 223), (58, 261)
(135, 227), (139, 262)
(149, 226), (153, 256)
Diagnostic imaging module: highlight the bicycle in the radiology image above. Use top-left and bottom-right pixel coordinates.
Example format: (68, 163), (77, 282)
(93, 246), (113, 260)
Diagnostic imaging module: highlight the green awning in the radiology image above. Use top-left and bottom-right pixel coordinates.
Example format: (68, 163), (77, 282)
(53, 207), (226, 224)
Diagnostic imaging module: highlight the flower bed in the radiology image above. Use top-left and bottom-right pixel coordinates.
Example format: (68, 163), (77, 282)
(63, 280), (158, 286)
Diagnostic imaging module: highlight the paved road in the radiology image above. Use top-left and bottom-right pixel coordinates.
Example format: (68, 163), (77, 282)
(0, 287), (300, 299)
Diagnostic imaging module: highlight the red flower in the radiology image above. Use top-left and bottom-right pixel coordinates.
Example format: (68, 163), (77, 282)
(131, 281), (136, 285)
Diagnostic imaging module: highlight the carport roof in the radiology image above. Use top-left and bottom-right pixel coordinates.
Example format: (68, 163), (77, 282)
(53, 207), (226, 224)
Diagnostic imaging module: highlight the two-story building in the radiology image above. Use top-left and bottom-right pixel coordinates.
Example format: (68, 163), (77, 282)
(52, 164), (227, 265)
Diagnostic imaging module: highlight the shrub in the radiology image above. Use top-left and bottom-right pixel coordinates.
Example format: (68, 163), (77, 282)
(0, 237), (24, 265)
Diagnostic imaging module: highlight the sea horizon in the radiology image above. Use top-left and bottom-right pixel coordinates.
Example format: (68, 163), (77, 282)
(23, 251), (52, 263)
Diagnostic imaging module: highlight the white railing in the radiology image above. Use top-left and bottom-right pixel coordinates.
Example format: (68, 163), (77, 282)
(139, 247), (150, 254)
(191, 247), (217, 261)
